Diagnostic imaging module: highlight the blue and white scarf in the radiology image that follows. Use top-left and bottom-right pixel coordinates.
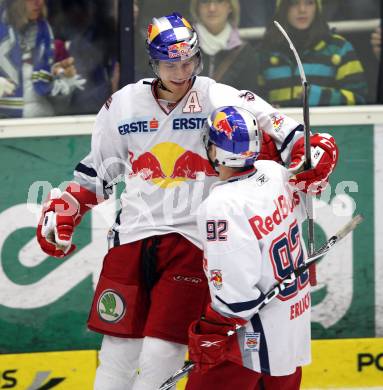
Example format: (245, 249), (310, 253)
(0, 9), (54, 118)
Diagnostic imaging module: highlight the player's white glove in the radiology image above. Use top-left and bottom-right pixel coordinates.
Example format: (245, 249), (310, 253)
(36, 184), (99, 258)
(37, 188), (79, 257)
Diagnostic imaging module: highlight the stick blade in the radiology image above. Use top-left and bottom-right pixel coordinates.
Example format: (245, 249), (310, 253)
(335, 214), (364, 240)
(158, 361), (195, 390)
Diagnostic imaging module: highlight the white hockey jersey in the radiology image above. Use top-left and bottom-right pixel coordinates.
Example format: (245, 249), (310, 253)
(197, 160), (311, 375)
(73, 77), (303, 248)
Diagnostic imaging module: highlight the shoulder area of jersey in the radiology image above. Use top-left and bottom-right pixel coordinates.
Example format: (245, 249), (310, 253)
(196, 75), (217, 86)
(208, 177), (247, 205)
(122, 78), (156, 94)
(181, 76), (216, 97)
(254, 160), (291, 185)
(102, 78), (156, 110)
(199, 186), (240, 218)
(208, 82), (259, 110)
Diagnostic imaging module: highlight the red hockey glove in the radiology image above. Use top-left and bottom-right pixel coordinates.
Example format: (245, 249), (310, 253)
(36, 183), (99, 258)
(289, 133), (338, 194)
(188, 305), (246, 373)
(258, 132), (282, 163)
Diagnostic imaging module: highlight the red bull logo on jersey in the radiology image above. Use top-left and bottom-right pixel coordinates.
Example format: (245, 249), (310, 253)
(168, 42), (192, 59)
(210, 269), (223, 290)
(271, 114), (284, 133)
(118, 117), (159, 135)
(248, 193), (301, 240)
(244, 332), (260, 352)
(128, 142), (216, 188)
(213, 112), (237, 140)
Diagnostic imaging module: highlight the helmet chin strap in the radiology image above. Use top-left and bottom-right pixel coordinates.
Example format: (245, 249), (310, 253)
(157, 78), (193, 101)
(209, 158), (220, 174)
(212, 159), (220, 174)
(157, 79), (173, 93)
(206, 144), (220, 174)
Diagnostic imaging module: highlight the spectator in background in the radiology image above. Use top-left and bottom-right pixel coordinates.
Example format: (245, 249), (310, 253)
(47, 0), (118, 115)
(257, 0), (368, 107)
(0, 0), (18, 104)
(189, 0), (258, 90)
(0, 0), (85, 118)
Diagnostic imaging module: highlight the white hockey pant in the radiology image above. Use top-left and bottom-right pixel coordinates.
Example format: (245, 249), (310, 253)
(94, 335), (187, 390)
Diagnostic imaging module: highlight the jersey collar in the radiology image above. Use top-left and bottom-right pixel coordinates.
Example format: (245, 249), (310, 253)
(212, 167), (257, 189)
(151, 77), (196, 115)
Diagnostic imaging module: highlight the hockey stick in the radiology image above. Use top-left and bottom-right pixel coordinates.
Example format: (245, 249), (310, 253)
(273, 21), (316, 284)
(158, 361), (195, 390)
(250, 213), (363, 313)
(158, 214), (364, 390)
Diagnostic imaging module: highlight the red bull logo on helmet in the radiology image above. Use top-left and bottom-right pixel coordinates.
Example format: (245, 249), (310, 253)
(168, 42), (192, 59)
(241, 150), (256, 158)
(213, 112), (237, 140)
(210, 269), (223, 290)
(147, 23), (160, 43)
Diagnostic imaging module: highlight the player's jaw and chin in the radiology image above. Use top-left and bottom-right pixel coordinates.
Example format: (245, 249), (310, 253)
(156, 58), (198, 99)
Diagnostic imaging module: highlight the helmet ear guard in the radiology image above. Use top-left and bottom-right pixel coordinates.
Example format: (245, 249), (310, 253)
(206, 106), (262, 168)
(146, 12), (203, 78)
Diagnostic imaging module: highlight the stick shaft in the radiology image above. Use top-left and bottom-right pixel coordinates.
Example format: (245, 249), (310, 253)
(274, 21), (315, 259)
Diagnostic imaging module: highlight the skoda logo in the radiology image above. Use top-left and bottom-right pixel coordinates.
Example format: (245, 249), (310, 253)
(97, 290), (126, 323)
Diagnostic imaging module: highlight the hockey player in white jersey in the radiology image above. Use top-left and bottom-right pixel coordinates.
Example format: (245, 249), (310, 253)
(187, 106), (333, 389)
(35, 12), (338, 390)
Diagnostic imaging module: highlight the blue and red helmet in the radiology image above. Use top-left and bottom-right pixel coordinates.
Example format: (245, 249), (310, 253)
(205, 106), (262, 168)
(146, 12), (203, 77)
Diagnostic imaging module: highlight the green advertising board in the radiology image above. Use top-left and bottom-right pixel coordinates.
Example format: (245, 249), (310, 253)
(0, 125), (376, 353)
(0, 135), (103, 353)
(309, 125), (374, 338)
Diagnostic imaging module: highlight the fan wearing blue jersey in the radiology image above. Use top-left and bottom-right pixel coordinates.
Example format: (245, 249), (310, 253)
(187, 106), (312, 389)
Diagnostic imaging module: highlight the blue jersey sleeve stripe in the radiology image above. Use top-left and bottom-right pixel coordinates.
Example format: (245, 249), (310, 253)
(112, 210), (122, 247)
(251, 314), (271, 374)
(279, 124), (304, 155)
(75, 162), (98, 178)
(215, 294), (266, 313)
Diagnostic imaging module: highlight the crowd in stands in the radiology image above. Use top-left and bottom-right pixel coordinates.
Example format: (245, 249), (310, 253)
(0, 0), (117, 118)
(0, 0), (380, 118)
(189, 0), (258, 90)
(257, 0), (368, 107)
(0, 0), (86, 118)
